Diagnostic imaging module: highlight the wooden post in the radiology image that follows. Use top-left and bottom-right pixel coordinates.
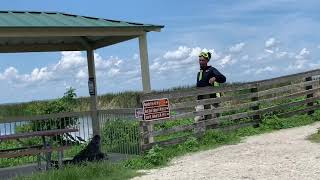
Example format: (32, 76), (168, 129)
(139, 33), (151, 93)
(250, 84), (260, 126)
(87, 49), (100, 136)
(139, 33), (154, 144)
(139, 121), (154, 152)
(305, 76), (314, 115)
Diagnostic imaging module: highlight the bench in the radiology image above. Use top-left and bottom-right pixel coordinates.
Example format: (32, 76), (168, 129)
(0, 128), (78, 170)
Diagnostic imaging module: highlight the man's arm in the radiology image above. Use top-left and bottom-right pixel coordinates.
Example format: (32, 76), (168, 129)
(211, 67), (226, 83)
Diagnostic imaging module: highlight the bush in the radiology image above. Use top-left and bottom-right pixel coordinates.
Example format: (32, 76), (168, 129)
(144, 145), (166, 166)
(102, 120), (139, 154)
(181, 137), (199, 152)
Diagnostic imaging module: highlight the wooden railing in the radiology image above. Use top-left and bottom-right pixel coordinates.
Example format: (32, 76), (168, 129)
(139, 69), (320, 151)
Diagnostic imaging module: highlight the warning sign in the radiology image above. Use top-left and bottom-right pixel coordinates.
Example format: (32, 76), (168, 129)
(142, 98), (170, 121)
(135, 108), (144, 119)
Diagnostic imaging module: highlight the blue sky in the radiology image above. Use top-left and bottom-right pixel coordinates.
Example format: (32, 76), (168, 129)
(0, 0), (320, 104)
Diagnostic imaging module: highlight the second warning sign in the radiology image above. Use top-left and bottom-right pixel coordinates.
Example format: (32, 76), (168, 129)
(142, 98), (170, 121)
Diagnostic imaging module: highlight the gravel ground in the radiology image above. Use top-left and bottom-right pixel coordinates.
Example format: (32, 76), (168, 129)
(132, 122), (320, 180)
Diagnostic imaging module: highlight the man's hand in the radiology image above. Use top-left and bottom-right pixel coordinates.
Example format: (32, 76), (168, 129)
(209, 77), (216, 84)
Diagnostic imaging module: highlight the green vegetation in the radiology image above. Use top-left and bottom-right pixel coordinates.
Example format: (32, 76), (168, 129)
(0, 88), (84, 168)
(308, 128), (320, 143)
(17, 162), (141, 180)
(18, 110), (320, 180)
(102, 119), (140, 154)
(1, 83), (319, 179)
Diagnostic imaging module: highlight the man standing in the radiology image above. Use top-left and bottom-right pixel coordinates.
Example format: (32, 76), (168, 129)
(195, 51), (226, 121)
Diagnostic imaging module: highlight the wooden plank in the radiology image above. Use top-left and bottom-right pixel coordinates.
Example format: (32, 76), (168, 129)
(199, 87), (320, 116)
(142, 124), (195, 138)
(0, 128), (78, 141)
(250, 85), (260, 123)
(0, 145), (43, 153)
(0, 145), (71, 159)
(142, 95), (320, 126)
(257, 80), (318, 97)
(256, 69), (320, 87)
(181, 96), (320, 127)
(0, 111), (91, 123)
(171, 85), (320, 118)
(174, 88), (317, 119)
(141, 69), (320, 101)
(141, 136), (190, 151)
(169, 80), (319, 111)
(98, 108), (135, 115)
(278, 103), (320, 118)
(305, 76), (315, 115)
(226, 96), (320, 120)
(217, 121), (259, 132)
(141, 84), (257, 101)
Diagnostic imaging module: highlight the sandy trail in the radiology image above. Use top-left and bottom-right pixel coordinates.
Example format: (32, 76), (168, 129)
(132, 122), (320, 180)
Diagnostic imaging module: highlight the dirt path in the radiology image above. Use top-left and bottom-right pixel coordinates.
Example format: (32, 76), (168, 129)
(132, 122), (320, 180)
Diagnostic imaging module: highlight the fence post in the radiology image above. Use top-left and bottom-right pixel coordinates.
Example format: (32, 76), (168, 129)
(305, 76), (314, 115)
(139, 121), (154, 153)
(250, 83), (260, 126)
(138, 96), (154, 153)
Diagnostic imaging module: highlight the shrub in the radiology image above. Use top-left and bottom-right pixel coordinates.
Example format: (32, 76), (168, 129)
(144, 145), (166, 166)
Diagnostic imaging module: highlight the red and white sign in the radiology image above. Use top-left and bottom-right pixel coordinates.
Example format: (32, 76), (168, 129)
(135, 108), (144, 119)
(142, 98), (170, 121)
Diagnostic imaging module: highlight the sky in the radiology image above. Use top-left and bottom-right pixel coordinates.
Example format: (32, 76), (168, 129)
(0, 0), (320, 104)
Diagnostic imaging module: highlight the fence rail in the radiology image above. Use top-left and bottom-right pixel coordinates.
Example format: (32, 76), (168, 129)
(139, 69), (320, 151)
(0, 109), (139, 168)
(1, 69), (320, 168)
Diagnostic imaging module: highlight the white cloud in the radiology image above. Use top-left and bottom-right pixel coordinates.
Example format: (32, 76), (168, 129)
(265, 37), (278, 49)
(0, 51), (138, 88)
(217, 55), (236, 68)
(163, 46), (190, 60)
(317, 45), (320, 49)
(295, 48), (310, 59)
(0, 67), (18, 80)
(28, 67), (52, 82)
(1, 38), (319, 103)
(255, 66), (275, 74)
(151, 46), (221, 77)
(54, 51), (86, 71)
(264, 49), (274, 54)
(287, 59), (307, 71)
(229, 42), (245, 53)
(286, 48), (311, 71)
(107, 68), (120, 76)
(276, 51), (288, 58)
(133, 53), (139, 60)
(76, 69), (87, 79)
(257, 53), (271, 61)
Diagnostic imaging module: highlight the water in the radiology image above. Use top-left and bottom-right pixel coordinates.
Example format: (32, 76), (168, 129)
(0, 116), (93, 141)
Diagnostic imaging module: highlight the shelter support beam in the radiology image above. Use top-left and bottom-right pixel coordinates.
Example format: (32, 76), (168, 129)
(139, 33), (154, 143)
(139, 33), (151, 93)
(87, 49), (100, 136)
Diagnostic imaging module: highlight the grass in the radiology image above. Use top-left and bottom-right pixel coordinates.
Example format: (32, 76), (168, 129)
(308, 128), (320, 143)
(17, 111), (320, 180)
(17, 162), (141, 180)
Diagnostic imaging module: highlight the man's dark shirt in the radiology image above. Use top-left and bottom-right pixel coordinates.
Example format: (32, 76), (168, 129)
(197, 66), (226, 87)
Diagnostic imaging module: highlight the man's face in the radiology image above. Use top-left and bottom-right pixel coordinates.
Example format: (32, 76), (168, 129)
(199, 56), (208, 68)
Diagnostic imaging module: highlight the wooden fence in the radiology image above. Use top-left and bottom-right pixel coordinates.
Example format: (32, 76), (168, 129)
(139, 69), (320, 151)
